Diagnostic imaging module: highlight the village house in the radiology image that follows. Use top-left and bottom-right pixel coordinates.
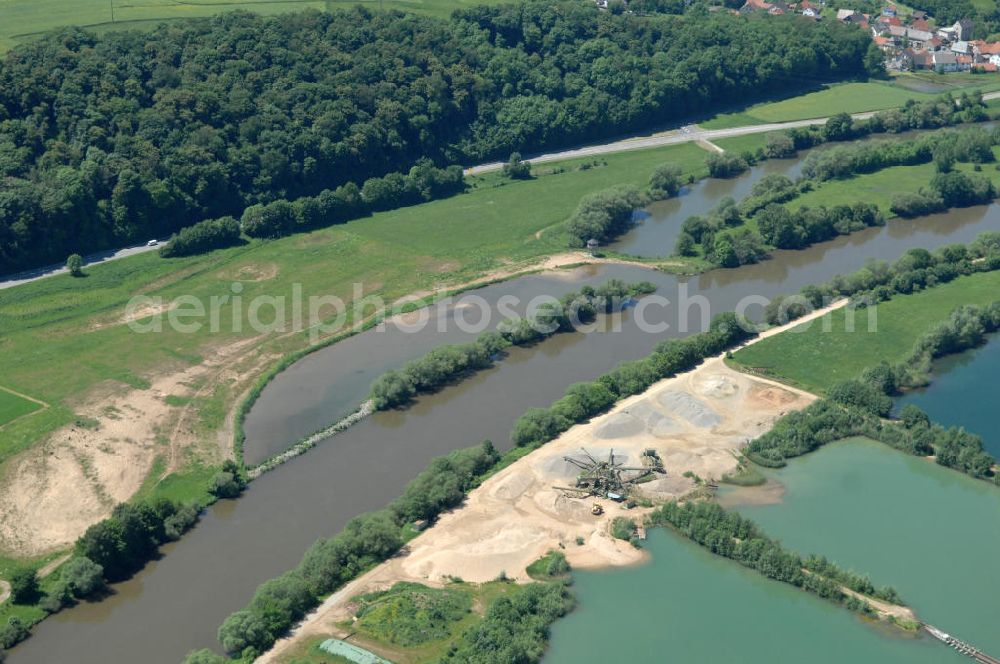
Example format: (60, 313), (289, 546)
(932, 50), (960, 72)
(889, 25), (933, 49)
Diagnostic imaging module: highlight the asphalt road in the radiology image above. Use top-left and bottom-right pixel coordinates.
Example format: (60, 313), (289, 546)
(0, 241), (162, 291)
(465, 90), (1000, 175)
(6, 91), (999, 290)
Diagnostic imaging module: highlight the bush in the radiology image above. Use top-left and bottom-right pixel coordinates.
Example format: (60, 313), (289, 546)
(439, 583), (574, 664)
(610, 517), (637, 541)
(566, 185), (647, 245)
(503, 152), (532, 180)
(182, 649), (229, 664)
(208, 460), (247, 499)
(890, 191), (945, 218)
(8, 567), (39, 604)
(66, 253), (84, 277)
(160, 216), (241, 257)
(649, 162), (684, 199)
(764, 132), (797, 158)
(827, 380), (892, 417)
(60, 557), (106, 598)
(706, 152), (749, 178)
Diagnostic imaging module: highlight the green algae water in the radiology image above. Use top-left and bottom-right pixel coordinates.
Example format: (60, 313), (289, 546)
(896, 336), (1000, 457)
(545, 528), (955, 663)
(547, 438), (1000, 662)
(738, 439), (1000, 657)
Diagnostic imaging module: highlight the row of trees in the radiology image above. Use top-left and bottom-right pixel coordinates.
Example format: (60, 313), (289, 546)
(891, 170), (996, 219)
(369, 280), (655, 409)
(209, 310), (757, 661)
(238, 161), (463, 240)
(651, 501), (893, 614)
(747, 385), (996, 480)
(159, 216), (241, 258)
(1, 459), (247, 655)
(802, 126), (997, 182)
(0, 5), (878, 273)
(511, 312), (755, 447)
(677, 121), (996, 264)
(756, 201), (883, 250)
(209, 437), (510, 661)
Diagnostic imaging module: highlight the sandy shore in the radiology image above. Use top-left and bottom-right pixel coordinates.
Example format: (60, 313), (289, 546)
(258, 301), (846, 663)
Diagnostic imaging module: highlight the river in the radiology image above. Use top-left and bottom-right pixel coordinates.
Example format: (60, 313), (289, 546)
(547, 437), (999, 663)
(13, 196), (1000, 661)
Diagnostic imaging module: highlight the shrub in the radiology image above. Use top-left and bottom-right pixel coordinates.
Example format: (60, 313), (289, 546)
(706, 152), (749, 178)
(8, 567), (39, 604)
(60, 557), (106, 598)
(610, 517), (637, 540)
(503, 152), (532, 180)
(66, 253), (84, 277)
(160, 216), (241, 257)
(764, 132), (797, 158)
(649, 162), (684, 199)
(566, 185), (647, 245)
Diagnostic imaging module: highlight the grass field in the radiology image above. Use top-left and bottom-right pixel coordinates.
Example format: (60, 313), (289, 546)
(0, 141), (710, 480)
(0, 388), (42, 427)
(730, 270), (1000, 394)
(278, 581), (525, 663)
(785, 146), (1000, 216)
(0, 0), (509, 52)
(711, 133), (770, 155)
(699, 76), (1000, 130)
(788, 163), (937, 215)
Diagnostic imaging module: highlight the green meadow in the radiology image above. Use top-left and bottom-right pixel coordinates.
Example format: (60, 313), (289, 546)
(699, 76), (1000, 130)
(730, 270), (1000, 394)
(0, 0), (511, 52)
(0, 141), (710, 472)
(0, 388), (42, 427)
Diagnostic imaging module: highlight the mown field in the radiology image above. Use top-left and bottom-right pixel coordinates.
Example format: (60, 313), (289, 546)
(0, 388), (41, 427)
(730, 270), (1000, 394)
(0, 141), (710, 481)
(699, 75), (1000, 130)
(786, 146), (1000, 215)
(0, 0), (506, 51)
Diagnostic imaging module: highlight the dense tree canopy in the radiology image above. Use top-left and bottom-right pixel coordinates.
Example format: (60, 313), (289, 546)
(0, 5), (877, 272)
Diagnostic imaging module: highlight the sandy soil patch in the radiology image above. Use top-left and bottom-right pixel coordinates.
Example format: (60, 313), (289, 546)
(218, 262), (280, 282)
(261, 359), (821, 663)
(261, 300), (846, 663)
(0, 335), (270, 557)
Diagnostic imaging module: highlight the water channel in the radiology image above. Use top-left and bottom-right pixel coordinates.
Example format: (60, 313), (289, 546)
(14, 162), (1000, 663)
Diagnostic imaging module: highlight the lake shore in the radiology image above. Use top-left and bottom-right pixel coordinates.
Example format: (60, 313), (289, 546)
(257, 302), (844, 663)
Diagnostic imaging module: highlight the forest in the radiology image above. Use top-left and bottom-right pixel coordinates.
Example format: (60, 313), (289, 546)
(0, 4), (878, 272)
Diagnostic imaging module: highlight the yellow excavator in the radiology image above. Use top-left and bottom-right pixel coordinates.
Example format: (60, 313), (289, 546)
(591, 503), (604, 516)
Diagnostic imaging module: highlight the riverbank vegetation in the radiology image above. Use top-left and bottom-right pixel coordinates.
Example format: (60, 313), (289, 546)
(0, 493), (210, 652)
(676, 115), (999, 264)
(208, 311), (755, 661)
(370, 280), (655, 409)
(651, 501), (901, 618)
(732, 235), (1000, 392)
(0, 5), (877, 273)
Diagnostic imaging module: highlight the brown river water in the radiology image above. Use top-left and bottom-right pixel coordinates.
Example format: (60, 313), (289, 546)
(11, 172), (1000, 663)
